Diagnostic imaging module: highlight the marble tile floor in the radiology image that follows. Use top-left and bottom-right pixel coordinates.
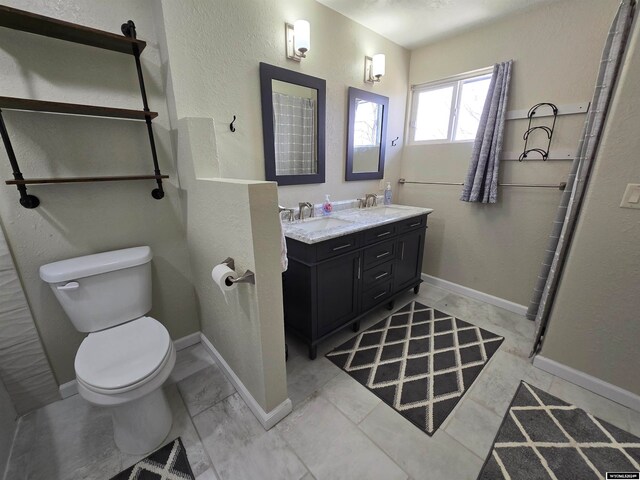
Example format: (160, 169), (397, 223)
(281, 284), (640, 479)
(4, 284), (640, 480)
(4, 343), (223, 480)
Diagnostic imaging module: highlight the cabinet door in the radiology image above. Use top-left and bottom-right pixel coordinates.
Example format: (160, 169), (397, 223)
(316, 251), (361, 337)
(395, 229), (425, 291)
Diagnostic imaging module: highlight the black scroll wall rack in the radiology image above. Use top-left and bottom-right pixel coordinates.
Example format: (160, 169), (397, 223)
(0, 6), (167, 209)
(519, 102), (558, 161)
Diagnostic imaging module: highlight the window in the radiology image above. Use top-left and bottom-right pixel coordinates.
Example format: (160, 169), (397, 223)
(409, 69), (492, 144)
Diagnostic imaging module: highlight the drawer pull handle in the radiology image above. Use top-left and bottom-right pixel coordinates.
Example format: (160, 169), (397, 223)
(401, 241), (405, 260)
(377, 231), (392, 237)
(374, 272), (389, 280)
(357, 257), (361, 280)
(409, 222), (421, 227)
(332, 243), (352, 251)
(376, 251), (391, 259)
(374, 291), (387, 300)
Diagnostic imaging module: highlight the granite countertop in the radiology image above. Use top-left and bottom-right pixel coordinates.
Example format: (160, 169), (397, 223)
(283, 204), (434, 244)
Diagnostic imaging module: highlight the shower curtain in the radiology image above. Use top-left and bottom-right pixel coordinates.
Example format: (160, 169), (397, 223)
(460, 60), (512, 203)
(272, 92), (316, 175)
(527, 0), (636, 355)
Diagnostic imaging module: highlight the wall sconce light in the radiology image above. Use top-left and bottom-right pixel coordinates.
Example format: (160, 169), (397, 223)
(286, 20), (310, 62)
(364, 54), (386, 83)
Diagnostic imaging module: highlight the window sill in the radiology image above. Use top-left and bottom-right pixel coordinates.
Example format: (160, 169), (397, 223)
(408, 138), (475, 146)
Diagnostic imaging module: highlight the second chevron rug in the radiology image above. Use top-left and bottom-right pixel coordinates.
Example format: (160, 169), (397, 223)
(326, 301), (503, 435)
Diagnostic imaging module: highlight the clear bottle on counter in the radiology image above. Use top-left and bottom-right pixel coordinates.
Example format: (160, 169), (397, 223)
(384, 182), (392, 205)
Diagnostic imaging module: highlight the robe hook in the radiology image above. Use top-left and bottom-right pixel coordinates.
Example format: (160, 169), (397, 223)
(230, 115), (237, 132)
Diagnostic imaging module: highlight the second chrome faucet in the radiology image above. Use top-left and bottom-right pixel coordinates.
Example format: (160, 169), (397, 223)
(358, 193), (379, 208)
(298, 202), (314, 220)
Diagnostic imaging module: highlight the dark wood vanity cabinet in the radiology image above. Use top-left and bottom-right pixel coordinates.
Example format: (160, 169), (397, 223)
(316, 251), (361, 337)
(283, 214), (428, 359)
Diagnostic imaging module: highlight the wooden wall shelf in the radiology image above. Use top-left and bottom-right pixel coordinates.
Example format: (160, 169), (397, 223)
(0, 96), (158, 120)
(0, 6), (166, 209)
(0, 5), (146, 55)
(6, 175), (169, 186)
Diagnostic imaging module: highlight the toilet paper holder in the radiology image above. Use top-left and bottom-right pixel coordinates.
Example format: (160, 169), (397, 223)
(221, 257), (255, 285)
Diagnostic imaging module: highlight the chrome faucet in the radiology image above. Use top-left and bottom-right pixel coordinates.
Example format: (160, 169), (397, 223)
(357, 198), (366, 209)
(365, 194), (378, 208)
(298, 202), (314, 220)
(278, 205), (295, 223)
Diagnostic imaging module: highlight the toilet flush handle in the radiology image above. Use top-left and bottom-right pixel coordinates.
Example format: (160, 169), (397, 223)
(57, 281), (79, 291)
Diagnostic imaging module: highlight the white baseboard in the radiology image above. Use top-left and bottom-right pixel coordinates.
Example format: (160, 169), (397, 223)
(421, 273), (528, 317)
(58, 331), (203, 399)
(173, 331), (202, 351)
(59, 379), (78, 399)
(533, 355), (640, 412)
(199, 333), (292, 430)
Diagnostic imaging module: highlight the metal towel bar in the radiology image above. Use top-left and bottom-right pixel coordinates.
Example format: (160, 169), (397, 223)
(398, 178), (567, 191)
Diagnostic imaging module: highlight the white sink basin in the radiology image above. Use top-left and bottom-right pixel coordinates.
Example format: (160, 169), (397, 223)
(357, 206), (406, 216)
(294, 217), (352, 233)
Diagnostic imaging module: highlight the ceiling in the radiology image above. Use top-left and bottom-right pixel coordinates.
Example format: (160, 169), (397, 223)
(316, 0), (556, 49)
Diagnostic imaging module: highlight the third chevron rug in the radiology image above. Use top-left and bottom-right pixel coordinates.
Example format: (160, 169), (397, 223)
(326, 300), (503, 435)
(478, 382), (640, 479)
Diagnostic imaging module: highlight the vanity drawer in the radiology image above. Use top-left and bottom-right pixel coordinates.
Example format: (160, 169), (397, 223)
(397, 215), (427, 233)
(361, 279), (393, 312)
(316, 233), (362, 261)
(363, 239), (396, 269)
(362, 260), (394, 290)
(365, 223), (397, 245)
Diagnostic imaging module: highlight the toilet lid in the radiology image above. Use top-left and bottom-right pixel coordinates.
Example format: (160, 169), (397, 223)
(75, 316), (171, 391)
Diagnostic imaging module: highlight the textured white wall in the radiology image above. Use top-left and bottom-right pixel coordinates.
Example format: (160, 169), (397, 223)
(158, 0), (410, 208)
(0, 0), (199, 384)
(0, 221), (58, 414)
(540, 17), (640, 395)
(400, 0), (619, 305)
(177, 117), (287, 413)
(0, 377), (17, 474)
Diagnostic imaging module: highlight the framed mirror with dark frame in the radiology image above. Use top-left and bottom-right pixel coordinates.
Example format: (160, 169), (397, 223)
(345, 87), (389, 181)
(259, 62), (326, 185)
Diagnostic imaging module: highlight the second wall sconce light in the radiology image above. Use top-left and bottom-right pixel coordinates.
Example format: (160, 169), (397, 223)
(286, 20), (310, 61)
(364, 54), (386, 83)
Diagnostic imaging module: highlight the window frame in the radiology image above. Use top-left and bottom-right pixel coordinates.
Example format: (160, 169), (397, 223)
(408, 67), (493, 146)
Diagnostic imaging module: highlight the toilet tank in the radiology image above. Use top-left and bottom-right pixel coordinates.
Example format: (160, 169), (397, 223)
(39, 246), (153, 333)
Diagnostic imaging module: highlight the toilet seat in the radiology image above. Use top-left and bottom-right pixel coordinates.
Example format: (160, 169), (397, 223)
(75, 316), (172, 394)
(77, 344), (173, 396)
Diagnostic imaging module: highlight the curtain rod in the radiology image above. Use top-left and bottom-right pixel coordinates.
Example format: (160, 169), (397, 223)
(398, 178), (567, 191)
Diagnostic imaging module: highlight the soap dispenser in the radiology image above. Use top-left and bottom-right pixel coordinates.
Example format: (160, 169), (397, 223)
(384, 182), (393, 205)
(322, 194), (333, 215)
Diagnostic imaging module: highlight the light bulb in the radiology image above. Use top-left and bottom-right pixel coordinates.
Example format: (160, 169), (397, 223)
(294, 20), (310, 56)
(372, 54), (385, 79)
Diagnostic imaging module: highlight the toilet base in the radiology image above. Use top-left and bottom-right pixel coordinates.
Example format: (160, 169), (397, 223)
(111, 387), (173, 455)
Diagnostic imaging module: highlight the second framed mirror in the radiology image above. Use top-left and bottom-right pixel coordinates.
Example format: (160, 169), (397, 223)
(345, 87), (389, 181)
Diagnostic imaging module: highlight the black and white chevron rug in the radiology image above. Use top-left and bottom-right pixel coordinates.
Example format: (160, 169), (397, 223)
(479, 382), (640, 479)
(110, 437), (195, 480)
(326, 300), (503, 435)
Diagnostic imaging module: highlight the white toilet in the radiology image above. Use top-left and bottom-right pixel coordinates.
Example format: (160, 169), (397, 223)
(39, 246), (176, 455)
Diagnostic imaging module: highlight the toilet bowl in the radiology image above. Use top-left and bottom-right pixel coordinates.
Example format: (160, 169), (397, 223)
(40, 246), (176, 455)
(75, 316), (176, 454)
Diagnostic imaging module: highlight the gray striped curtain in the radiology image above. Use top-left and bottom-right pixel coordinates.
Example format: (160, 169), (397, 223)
(528, 0), (635, 355)
(272, 92), (316, 175)
(460, 60), (513, 203)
